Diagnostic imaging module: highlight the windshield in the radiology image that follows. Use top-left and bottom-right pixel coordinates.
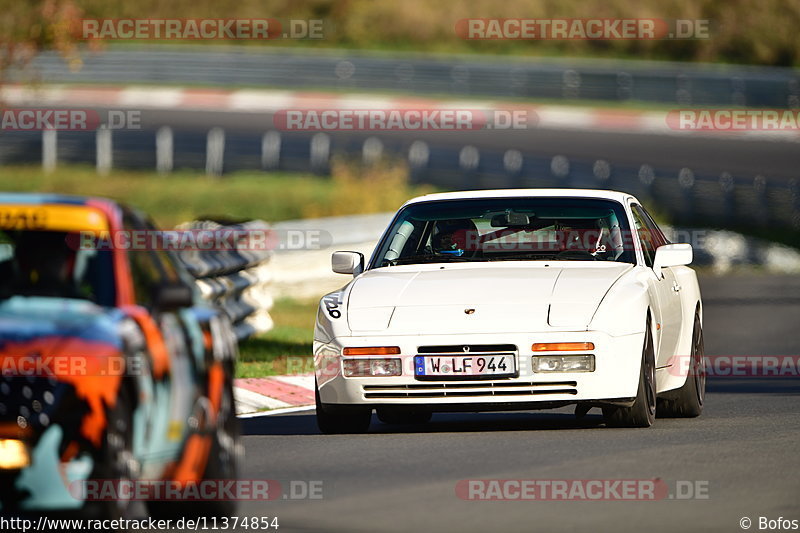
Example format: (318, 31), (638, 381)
(0, 230), (116, 306)
(371, 197), (635, 268)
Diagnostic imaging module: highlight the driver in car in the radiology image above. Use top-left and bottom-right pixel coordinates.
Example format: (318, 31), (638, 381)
(431, 220), (478, 257)
(11, 231), (82, 299)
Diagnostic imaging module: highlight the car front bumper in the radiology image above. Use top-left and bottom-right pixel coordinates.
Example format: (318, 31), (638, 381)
(314, 330), (644, 409)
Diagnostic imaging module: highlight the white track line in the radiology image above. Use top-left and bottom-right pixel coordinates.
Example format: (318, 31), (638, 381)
(237, 405), (316, 418)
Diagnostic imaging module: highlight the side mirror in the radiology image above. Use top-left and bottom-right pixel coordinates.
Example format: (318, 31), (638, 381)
(653, 243), (692, 274)
(152, 281), (195, 310)
(332, 251), (364, 276)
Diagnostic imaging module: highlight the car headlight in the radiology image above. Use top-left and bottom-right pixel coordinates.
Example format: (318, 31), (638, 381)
(342, 358), (402, 377)
(532, 355), (595, 373)
(0, 439), (30, 469)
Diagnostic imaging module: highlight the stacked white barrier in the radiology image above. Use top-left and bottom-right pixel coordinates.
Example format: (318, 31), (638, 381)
(175, 219), (274, 340)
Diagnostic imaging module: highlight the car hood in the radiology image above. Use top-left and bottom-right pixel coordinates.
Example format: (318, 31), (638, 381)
(0, 297), (124, 452)
(346, 263), (633, 334)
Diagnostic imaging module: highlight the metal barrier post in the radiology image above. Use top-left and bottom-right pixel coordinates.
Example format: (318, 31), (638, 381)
(42, 129), (57, 173)
(96, 126), (112, 176)
(156, 126), (174, 174)
(206, 127), (225, 176)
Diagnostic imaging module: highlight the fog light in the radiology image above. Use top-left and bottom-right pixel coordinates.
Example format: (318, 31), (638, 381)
(0, 439), (30, 469)
(343, 358), (402, 377)
(532, 355), (595, 373)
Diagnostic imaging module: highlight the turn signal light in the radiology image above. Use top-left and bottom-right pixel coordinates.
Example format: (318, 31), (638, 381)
(531, 342), (595, 352)
(343, 346), (401, 356)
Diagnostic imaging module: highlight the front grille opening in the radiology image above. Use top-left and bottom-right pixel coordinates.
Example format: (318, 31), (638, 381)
(364, 389), (578, 399)
(418, 344), (517, 354)
(363, 380), (578, 399)
(363, 381), (577, 391)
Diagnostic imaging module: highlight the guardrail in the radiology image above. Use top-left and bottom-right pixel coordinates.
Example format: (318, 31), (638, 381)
(19, 46), (800, 107)
(174, 219), (274, 340)
(7, 126), (799, 239)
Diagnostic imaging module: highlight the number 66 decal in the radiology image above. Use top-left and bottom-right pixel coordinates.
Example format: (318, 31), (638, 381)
(323, 294), (342, 319)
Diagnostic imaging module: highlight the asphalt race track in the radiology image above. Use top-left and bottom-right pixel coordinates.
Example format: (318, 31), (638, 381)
(239, 273), (800, 533)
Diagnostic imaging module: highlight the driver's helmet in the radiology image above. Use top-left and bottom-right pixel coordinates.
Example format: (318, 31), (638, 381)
(431, 219), (478, 256)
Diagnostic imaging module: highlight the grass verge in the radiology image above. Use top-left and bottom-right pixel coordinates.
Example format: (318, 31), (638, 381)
(236, 298), (317, 379)
(0, 159), (432, 228)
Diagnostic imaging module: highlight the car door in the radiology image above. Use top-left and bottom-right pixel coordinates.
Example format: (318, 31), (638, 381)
(630, 204), (682, 367)
(639, 207), (687, 357)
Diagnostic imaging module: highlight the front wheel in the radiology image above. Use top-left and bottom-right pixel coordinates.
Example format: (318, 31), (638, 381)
(315, 383), (371, 434)
(198, 377), (243, 516)
(148, 374), (243, 518)
(84, 384), (137, 519)
(603, 320), (657, 428)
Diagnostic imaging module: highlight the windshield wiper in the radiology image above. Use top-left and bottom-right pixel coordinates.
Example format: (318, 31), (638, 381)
(391, 255), (475, 265)
(484, 254), (560, 261)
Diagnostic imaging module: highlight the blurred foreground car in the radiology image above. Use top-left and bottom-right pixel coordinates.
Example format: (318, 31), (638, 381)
(0, 194), (241, 517)
(314, 189), (705, 433)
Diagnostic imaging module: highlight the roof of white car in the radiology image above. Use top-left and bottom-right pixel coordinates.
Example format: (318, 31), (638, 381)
(403, 188), (636, 207)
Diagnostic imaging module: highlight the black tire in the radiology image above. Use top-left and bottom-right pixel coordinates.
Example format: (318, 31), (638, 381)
(84, 384), (136, 519)
(148, 375), (242, 518)
(198, 377), (242, 516)
(376, 408), (432, 425)
(603, 319), (657, 428)
(200, 379), (244, 517)
(657, 313), (706, 418)
(315, 383), (371, 434)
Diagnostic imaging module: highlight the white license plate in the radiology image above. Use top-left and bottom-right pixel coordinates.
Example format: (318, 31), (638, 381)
(414, 354), (515, 378)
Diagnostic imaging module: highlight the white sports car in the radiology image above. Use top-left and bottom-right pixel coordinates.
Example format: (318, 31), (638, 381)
(313, 189), (705, 433)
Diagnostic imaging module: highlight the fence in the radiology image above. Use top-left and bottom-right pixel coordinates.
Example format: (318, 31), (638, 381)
(174, 219), (274, 340)
(20, 46), (800, 107)
(8, 126), (800, 240)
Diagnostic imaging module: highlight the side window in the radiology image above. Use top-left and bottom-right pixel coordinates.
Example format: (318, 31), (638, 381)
(123, 214), (162, 308)
(640, 207), (669, 248)
(141, 217), (181, 283)
(630, 205), (656, 268)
